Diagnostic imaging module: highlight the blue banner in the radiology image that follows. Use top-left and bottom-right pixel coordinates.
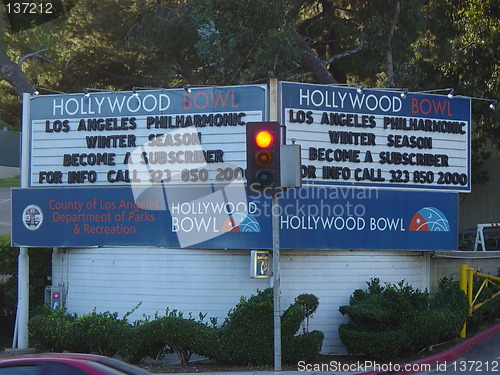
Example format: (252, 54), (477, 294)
(12, 186), (457, 251)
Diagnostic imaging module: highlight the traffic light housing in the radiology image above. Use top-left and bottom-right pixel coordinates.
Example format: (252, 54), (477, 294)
(246, 122), (281, 194)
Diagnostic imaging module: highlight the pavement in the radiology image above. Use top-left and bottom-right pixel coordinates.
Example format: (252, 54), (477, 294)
(0, 187), (12, 236)
(155, 322), (500, 375)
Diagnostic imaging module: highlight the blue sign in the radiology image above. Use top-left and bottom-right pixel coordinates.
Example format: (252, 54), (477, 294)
(280, 82), (471, 192)
(12, 186), (457, 251)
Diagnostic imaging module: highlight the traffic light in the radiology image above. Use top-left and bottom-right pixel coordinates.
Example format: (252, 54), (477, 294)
(246, 122), (281, 194)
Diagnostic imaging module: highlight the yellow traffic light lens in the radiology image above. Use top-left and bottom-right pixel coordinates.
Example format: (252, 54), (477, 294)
(256, 150), (272, 167)
(255, 130), (273, 148)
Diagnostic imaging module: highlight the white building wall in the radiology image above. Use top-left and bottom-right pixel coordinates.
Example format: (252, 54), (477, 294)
(52, 248), (430, 355)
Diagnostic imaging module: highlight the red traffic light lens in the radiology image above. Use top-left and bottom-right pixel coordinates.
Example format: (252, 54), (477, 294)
(255, 130), (273, 148)
(256, 150), (272, 167)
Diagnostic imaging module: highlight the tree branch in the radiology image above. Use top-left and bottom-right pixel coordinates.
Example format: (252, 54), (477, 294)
(325, 42), (367, 65)
(0, 48), (35, 96)
(18, 48), (48, 67)
(386, 2), (400, 86)
(296, 31), (337, 84)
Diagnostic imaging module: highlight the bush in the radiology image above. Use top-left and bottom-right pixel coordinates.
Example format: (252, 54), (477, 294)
(29, 289), (324, 366)
(339, 279), (429, 332)
(28, 306), (76, 352)
(66, 310), (132, 357)
(214, 288), (323, 365)
(338, 278), (467, 359)
(339, 325), (408, 359)
(137, 311), (217, 365)
(0, 235), (52, 345)
(216, 289), (275, 365)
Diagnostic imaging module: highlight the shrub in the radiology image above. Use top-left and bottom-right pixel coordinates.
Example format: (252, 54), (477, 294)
(0, 235), (52, 344)
(295, 293), (319, 334)
(339, 325), (408, 359)
(29, 289), (324, 366)
(282, 330), (324, 364)
(28, 305), (76, 352)
(434, 274), (499, 334)
(138, 311), (217, 365)
(338, 279), (428, 332)
(216, 290), (275, 365)
(66, 309), (132, 357)
(214, 288), (323, 365)
(338, 278), (467, 359)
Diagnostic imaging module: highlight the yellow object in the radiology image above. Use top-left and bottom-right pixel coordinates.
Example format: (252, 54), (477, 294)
(459, 264), (500, 338)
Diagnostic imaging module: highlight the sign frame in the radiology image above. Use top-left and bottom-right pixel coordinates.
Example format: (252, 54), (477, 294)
(279, 81), (471, 193)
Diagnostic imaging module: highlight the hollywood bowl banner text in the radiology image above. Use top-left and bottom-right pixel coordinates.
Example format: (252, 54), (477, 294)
(12, 186), (457, 251)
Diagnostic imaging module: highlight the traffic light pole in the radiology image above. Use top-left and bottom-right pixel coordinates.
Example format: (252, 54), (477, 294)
(272, 193), (281, 371)
(269, 78), (282, 372)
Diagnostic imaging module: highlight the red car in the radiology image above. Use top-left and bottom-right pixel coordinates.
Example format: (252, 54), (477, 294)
(0, 353), (152, 375)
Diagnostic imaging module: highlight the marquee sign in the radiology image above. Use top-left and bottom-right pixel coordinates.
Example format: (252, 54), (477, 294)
(14, 82), (465, 251)
(27, 85), (267, 187)
(280, 82), (471, 192)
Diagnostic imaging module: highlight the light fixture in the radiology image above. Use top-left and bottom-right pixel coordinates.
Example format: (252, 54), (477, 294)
(356, 84), (364, 94)
(33, 86), (65, 94)
(326, 83), (363, 87)
(454, 95), (497, 110)
(83, 90), (90, 98)
(447, 88), (454, 99)
(400, 89), (408, 99)
(415, 88), (454, 95)
(183, 84), (218, 93)
(131, 88), (139, 98)
(83, 88), (114, 94)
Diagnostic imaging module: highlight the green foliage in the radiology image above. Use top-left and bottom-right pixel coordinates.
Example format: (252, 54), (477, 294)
(214, 288), (323, 365)
(339, 279), (429, 332)
(67, 309), (132, 357)
(295, 293), (319, 318)
(0, 235), (52, 344)
(216, 289), (275, 365)
(339, 326), (408, 359)
(28, 305), (76, 352)
(467, 273), (500, 330)
(339, 278), (467, 359)
(131, 310), (217, 365)
(435, 273), (500, 333)
(29, 289), (323, 365)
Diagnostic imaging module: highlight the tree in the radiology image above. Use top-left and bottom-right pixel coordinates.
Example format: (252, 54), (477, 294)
(0, 48), (35, 96)
(0, 0), (497, 165)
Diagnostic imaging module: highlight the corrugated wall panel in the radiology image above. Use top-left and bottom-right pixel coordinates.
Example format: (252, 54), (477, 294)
(52, 248), (428, 355)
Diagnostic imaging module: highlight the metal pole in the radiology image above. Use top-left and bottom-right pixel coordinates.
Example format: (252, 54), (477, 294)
(459, 264), (468, 338)
(14, 93), (31, 349)
(17, 248), (29, 349)
(268, 78), (281, 371)
(272, 193), (281, 371)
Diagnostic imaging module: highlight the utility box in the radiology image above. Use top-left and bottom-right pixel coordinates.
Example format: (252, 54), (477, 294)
(250, 250), (271, 278)
(280, 143), (302, 189)
(44, 286), (63, 309)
